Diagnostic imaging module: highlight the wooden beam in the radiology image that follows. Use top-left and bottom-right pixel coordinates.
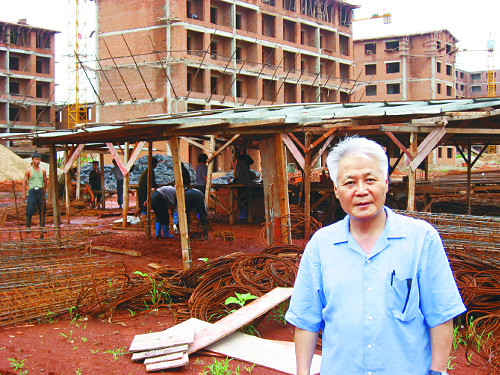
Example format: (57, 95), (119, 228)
(282, 133), (305, 170)
(62, 144), (84, 174)
(206, 134), (240, 164)
(146, 142), (152, 239)
(381, 125), (500, 134)
(408, 127), (446, 171)
(304, 132), (311, 239)
(275, 134), (290, 244)
(122, 142), (130, 228)
(287, 132), (305, 151)
(49, 145), (60, 239)
(180, 136), (215, 154)
(170, 136), (192, 270)
(99, 153), (106, 209)
(384, 131), (413, 161)
(205, 135), (216, 207)
(407, 133), (417, 211)
(64, 148), (71, 224)
(106, 142), (128, 175)
(311, 133), (335, 167)
(309, 127), (337, 150)
(125, 141), (146, 172)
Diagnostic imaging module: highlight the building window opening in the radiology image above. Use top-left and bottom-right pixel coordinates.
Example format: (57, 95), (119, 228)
(436, 61), (441, 73)
(236, 13), (242, 29)
(365, 43), (376, 54)
(386, 62), (400, 74)
(35, 30), (51, 49)
(385, 40), (399, 52)
(446, 85), (452, 96)
(9, 57), (20, 71)
(365, 64), (376, 75)
(210, 7), (217, 24)
(211, 76), (218, 94)
(386, 83), (400, 95)
(446, 147), (453, 158)
(446, 64), (452, 76)
(366, 85), (377, 96)
(9, 81), (20, 95)
(437, 83), (441, 94)
(283, 0), (295, 11)
(471, 73), (481, 80)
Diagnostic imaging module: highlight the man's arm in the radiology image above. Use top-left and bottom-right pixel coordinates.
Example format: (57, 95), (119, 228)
(22, 168), (30, 199)
(294, 327), (319, 375)
(429, 318), (454, 372)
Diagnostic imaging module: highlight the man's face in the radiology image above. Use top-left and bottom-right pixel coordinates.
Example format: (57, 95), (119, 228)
(32, 157), (41, 167)
(334, 154), (388, 223)
(93, 163), (99, 170)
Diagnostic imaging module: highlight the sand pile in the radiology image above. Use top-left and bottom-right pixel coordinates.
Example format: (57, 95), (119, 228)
(0, 145), (55, 182)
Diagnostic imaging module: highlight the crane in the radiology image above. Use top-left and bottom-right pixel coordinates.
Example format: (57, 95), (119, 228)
(486, 36), (495, 97)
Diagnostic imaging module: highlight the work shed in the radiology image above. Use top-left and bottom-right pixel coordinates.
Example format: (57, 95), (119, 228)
(3, 97), (500, 270)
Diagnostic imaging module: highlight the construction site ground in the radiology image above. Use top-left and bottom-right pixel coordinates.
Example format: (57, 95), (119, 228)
(1, 163), (499, 375)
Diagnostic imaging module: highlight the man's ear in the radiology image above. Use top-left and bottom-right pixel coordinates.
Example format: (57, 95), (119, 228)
(333, 184), (339, 199)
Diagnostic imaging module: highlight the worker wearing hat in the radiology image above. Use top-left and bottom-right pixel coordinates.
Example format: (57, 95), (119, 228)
(22, 152), (48, 231)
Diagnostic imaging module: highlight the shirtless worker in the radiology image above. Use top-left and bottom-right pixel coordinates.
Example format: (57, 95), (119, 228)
(22, 152), (48, 231)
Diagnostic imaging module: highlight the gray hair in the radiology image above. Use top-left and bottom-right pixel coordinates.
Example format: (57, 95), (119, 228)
(326, 136), (388, 187)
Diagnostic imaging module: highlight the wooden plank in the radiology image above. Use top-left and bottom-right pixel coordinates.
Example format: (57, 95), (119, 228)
(125, 141), (146, 172)
(274, 134), (291, 244)
(170, 136), (192, 270)
(304, 132), (312, 239)
(311, 133), (335, 167)
(282, 133), (305, 170)
(143, 351), (185, 365)
(309, 126), (337, 150)
(408, 126), (446, 171)
(106, 142), (128, 176)
(188, 287), (292, 354)
(206, 134), (240, 164)
(384, 131), (413, 161)
(63, 144), (84, 174)
(131, 345), (189, 362)
(146, 353), (189, 372)
(129, 326), (195, 353)
(89, 245), (142, 257)
(140, 318), (321, 375)
(180, 136), (215, 154)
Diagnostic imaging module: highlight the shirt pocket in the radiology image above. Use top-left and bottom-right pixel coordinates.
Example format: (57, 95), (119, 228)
(385, 272), (417, 321)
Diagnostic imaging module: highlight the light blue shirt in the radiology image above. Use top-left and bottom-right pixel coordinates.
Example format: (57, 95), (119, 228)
(285, 207), (466, 375)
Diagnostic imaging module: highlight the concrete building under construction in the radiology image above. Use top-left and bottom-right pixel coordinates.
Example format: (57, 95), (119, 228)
(0, 19), (58, 155)
(95, 0), (358, 162)
(352, 30), (458, 102)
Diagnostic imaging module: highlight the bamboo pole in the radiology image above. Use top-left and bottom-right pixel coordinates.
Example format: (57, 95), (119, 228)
(49, 146), (60, 239)
(407, 133), (417, 211)
(64, 148), (71, 224)
(123, 142), (130, 228)
(304, 132), (311, 239)
(275, 134), (290, 244)
(146, 142), (153, 239)
(99, 153), (106, 209)
(205, 135), (216, 207)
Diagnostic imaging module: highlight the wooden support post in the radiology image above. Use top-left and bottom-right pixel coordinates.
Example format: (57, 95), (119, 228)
(229, 188), (235, 225)
(99, 153), (106, 209)
(170, 136), (192, 270)
(146, 142), (153, 239)
(466, 140), (472, 215)
(407, 133), (417, 211)
(49, 146), (60, 239)
(76, 156), (81, 200)
(123, 142), (130, 228)
(64, 148), (71, 224)
(304, 132), (311, 239)
(275, 134), (290, 244)
(205, 135), (216, 207)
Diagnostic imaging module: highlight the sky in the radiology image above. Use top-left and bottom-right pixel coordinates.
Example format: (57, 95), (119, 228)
(3, 0), (499, 103)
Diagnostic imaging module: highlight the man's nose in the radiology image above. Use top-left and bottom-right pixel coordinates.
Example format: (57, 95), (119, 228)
(355, 181), (368, 194)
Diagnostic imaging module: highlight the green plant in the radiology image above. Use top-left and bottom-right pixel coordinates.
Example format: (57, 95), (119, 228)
(452, 324), (466, 350)
(81, 337), (87, 343)
(41, 310), (55, 324)
(134, 271), (170, 306)
(75, 370), (82, 375)
(267, 300), (289, 326)
(59, 330), (74, 343)
(91, 349), (100, 354)
(8, 358), (28, 375)
(244, 364), (255, 373)
(69, 306), (80, 323)
(225, 292), (258, 309)
(447, 356), (456, 371)
(202, 357), (239, 375)
(239, 323), (260, 337)
(104, 347), (127, 360)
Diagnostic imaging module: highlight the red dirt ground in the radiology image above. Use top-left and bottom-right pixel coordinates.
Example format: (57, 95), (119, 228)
(0, 191), (495, 375)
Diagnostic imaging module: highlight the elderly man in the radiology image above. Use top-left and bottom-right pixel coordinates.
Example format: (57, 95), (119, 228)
(22, 152), (47, 230)
(285, 136), (465, 375)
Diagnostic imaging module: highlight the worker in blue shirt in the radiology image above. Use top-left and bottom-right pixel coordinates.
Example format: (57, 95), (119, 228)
(285, 136), (465, 375)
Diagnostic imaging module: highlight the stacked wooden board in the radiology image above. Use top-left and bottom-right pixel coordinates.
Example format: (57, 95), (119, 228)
(128, 287), (321, 373)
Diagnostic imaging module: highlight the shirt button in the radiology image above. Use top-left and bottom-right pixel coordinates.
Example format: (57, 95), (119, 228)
(366, 259), (371, 263)
(368, 372), (372, 375)
(368, 344), (372, 349)
(368, 316), (373, 320)
(367, 287), (372, 291)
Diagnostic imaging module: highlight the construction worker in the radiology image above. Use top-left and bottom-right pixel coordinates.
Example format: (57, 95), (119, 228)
(185, 188), (209, 240)
(22, 152), (47, 231)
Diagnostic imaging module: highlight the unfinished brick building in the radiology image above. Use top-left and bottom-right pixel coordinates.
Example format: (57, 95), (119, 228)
(96, 0), (357, 164)
(352, 30), (458, 102)
(0, 19), (58, 155)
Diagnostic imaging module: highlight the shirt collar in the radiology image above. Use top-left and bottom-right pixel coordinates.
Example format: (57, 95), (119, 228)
(331, 206), (407, 245)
